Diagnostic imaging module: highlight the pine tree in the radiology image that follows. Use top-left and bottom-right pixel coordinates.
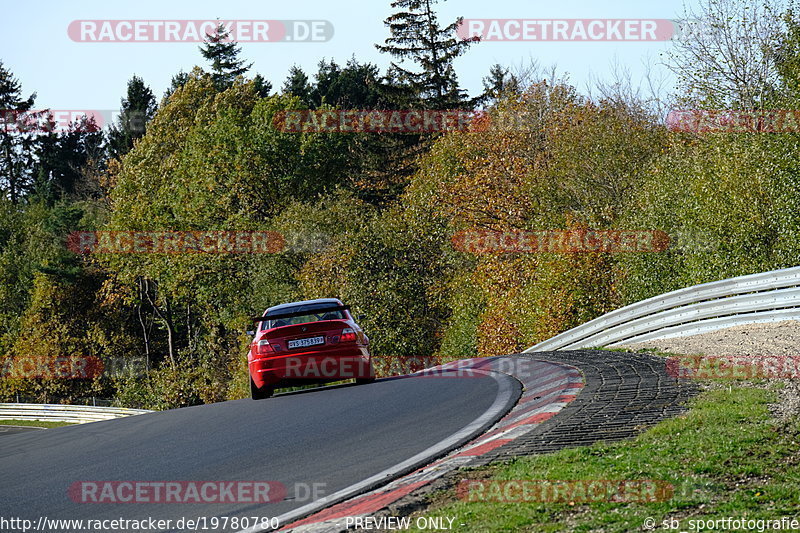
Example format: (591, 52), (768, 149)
(199, 22), (252, 90)
(310, 58), (389, 109)
(376, 0), (474, 109)
(107, 75), (157, 159)
(282, 66), (313, 107)
(33, 116), (105, 201)
(479, 64), (520, 105)
(0, 61), (37, 203)
(253, 74), (272, 98)
(164, 71), (190, 100)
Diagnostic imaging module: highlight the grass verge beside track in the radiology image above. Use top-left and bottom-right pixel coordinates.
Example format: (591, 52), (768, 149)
(0, 420), (75, 428)
(406, 381), (800, 532)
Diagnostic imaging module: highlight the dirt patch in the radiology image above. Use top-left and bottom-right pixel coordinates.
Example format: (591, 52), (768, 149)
(619, 320), (800, 421)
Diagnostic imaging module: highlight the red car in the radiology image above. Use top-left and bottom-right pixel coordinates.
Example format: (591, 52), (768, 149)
(248, 298), (375, 399)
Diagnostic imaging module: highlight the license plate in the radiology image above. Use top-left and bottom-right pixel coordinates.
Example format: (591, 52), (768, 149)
(288, 336), (325, 349)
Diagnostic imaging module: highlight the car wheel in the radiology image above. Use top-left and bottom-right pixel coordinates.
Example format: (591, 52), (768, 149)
(250, 376), (274, 400)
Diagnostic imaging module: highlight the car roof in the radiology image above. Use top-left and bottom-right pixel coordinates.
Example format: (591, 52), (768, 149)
(264, 298), (343, 314)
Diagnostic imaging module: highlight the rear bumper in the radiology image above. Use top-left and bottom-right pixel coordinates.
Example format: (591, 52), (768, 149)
(249, 347), (374, 388)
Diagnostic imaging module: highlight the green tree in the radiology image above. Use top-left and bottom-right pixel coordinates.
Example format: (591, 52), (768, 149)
(479, 63), (519, 105)
(773, 4), (800, 103)
(619, 132), (800, 304)
(282, 66), (313, 106)
(376, 0), (474, 109)
(199, 22), (252, 91)
(405, 82), (668, 354)
(311, 58), (389, 109)
(252, 73), (272, 98)
(33, 116), (105, 201)
(107, 75), (157, 159)
(164, 70), (190, 101)
(101, 71), (354, 399)
(0, 61), (37, 203)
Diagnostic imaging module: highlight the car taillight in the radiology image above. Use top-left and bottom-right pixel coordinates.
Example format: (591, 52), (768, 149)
(341, 328), (357, 342)
(257, 339), (274, 355)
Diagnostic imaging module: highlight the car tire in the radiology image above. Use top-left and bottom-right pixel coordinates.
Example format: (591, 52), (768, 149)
(250, 376), (274, 400)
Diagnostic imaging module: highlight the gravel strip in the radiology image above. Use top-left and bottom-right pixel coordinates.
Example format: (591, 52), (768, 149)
(619, 320), (800, 421)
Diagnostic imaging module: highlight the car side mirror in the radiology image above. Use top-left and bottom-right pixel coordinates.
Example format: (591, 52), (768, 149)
(246, 330), (255, 336)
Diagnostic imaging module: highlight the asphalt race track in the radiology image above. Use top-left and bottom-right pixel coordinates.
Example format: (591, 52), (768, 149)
(0, 373), (518, 531)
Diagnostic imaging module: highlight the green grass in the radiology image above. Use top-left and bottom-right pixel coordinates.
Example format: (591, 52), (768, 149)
(0, 419), (76, 428)
(407, 385), (800, 532)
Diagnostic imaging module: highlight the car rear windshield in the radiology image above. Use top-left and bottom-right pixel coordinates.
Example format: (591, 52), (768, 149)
(260, 304), (347, 330)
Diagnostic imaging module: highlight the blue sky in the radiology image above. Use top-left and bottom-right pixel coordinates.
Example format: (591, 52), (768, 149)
(3, 0), (702, 111)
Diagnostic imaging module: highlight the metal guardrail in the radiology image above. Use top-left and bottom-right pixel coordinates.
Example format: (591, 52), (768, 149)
(526, 265), (800, 352)
(0, 403), (152, 424)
